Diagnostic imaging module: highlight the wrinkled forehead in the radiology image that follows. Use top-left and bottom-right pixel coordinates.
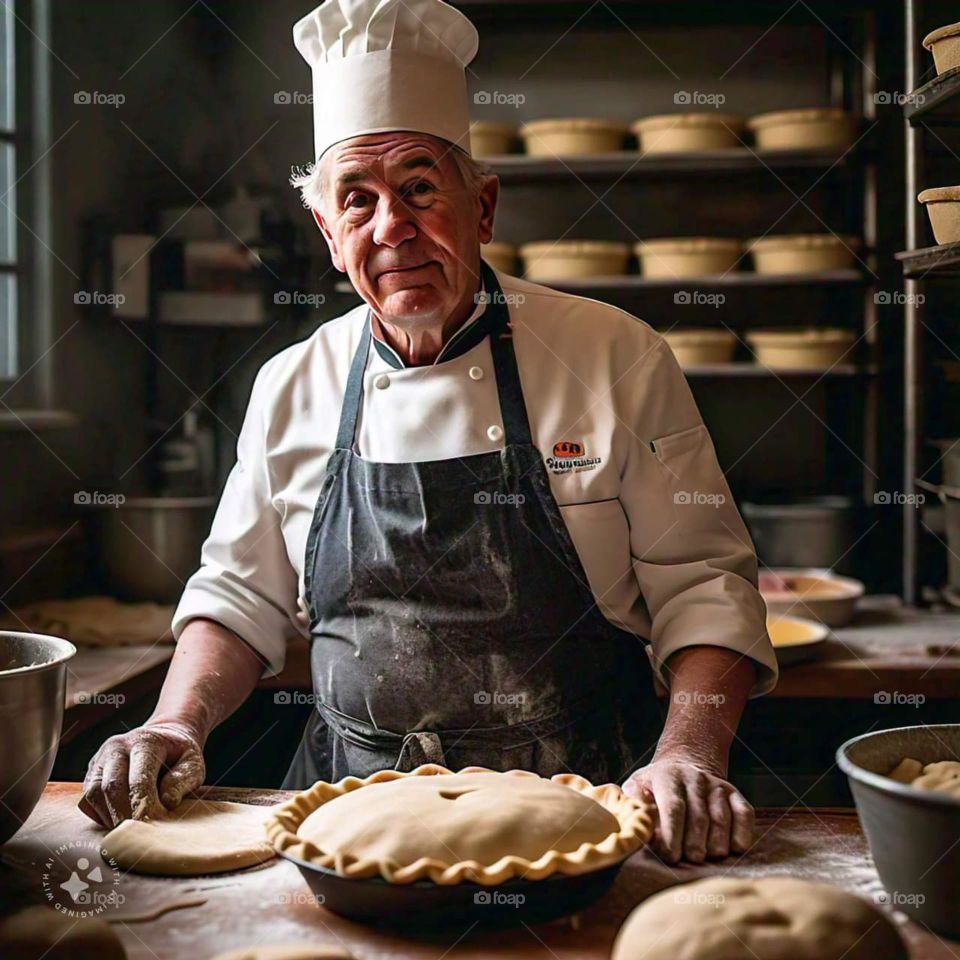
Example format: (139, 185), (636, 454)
(325, 132), (460, 189)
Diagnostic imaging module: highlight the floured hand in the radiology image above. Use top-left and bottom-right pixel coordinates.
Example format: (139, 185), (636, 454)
(79, 721), (205, 827)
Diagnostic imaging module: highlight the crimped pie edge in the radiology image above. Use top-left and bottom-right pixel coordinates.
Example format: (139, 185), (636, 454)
(265, 764), (653, 886)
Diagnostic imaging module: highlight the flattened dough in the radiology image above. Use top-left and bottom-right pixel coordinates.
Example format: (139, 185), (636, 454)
(612, 876), (907, 960)
(211, 947), (355, 960)
(0, 906), (126, 960)
(102, 799), (276, 875)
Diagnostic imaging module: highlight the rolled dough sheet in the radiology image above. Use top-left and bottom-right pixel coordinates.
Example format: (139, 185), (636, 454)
(102, 799), (277, 875)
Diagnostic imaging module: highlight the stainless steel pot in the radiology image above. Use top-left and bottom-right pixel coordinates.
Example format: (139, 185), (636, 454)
(741, 496), (856, 569)
(0, 631), (76, 844)
(838, 724), (960, 938)
(100, 496), (216, 603)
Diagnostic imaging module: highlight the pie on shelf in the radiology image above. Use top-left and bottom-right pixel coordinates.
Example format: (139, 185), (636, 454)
(265, 764), (653, 886)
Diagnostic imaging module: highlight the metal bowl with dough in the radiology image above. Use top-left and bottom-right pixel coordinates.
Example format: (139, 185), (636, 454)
(838, 724), (960, 937)
(0, 631), (76, 844)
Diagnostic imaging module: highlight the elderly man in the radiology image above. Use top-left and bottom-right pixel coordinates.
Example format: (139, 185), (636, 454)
(80, 0), (777, 865)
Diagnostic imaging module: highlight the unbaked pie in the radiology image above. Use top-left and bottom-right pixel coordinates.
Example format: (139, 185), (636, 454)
(265, 764), (652, 886)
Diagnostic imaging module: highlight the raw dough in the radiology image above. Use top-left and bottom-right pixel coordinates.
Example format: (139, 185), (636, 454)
(887, 757), (960, 796)
(211, 947), (355, 960)
(298, 771), (619, 870)
(0, 906), (126, 960)
(102, 799), (276, 875)
(612, 876), (907, 960)
(887, 757), (923, 784)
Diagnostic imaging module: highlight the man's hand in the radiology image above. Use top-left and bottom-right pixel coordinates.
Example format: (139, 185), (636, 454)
(79, 721), (205, 827)
(623, 754), (754, 863)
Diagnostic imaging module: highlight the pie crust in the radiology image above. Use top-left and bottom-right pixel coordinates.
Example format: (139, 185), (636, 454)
(265, 764), (652, 886)
(520, 239), (631, 280)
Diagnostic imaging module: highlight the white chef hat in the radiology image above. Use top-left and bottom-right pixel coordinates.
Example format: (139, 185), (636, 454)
(293, 0), (479, 161)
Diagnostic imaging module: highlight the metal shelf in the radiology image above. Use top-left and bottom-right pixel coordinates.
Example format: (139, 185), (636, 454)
(486, 148), (860, 183)
(541, 270), (866, 293)
(904, 66), (960, 125)
(896, 240), (960, 279)
(683, 364), (875, 378)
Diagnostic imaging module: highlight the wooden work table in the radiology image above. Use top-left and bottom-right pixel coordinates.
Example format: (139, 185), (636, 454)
(1, 784), (957, 959)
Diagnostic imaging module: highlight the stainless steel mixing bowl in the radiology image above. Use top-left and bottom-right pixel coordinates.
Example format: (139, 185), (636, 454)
(0, 631), (76, 844)
(837, 724), (960, 938)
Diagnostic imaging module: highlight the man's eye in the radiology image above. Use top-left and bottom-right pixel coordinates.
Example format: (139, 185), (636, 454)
(345, 193), (369, 209)
(407, 181), (433, 197)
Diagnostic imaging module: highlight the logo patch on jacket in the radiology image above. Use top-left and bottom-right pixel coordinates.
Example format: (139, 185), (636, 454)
(545, 440), (601, 474)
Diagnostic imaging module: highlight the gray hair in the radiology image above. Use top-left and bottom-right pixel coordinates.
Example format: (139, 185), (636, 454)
(289, 140), (492, 214)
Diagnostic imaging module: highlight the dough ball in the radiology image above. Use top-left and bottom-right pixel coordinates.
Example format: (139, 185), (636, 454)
(0, 906), (126, 960)
(611, 876), (907, 960)
(211, 947), (355, 960)
(912, 760), (960, 796)
(102, 799), (276, 875)
(887, 757), (923, 784)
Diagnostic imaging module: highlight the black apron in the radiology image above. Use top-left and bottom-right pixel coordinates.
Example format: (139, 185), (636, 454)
(283, 262), (657, 788)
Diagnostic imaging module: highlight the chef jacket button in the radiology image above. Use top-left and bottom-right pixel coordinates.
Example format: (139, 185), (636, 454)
(469, 365), (484, 381)
(374, 373), (390, 390)
(487, 424), (504, 442)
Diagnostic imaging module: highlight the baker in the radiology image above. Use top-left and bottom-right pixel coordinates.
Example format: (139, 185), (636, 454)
(80, 0), (778, 865)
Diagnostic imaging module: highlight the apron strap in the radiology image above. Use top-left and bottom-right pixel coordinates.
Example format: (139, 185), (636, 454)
(333, 260), (533, 450)
(334, 316), (372, 451)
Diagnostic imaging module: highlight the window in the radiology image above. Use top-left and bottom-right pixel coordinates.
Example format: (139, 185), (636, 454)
(0, 0), (15, 379)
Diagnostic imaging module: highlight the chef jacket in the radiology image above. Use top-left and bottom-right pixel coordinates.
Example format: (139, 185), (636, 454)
(172, 267), (779, 696)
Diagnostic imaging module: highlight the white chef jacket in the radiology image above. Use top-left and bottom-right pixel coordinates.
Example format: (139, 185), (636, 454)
(172, 267), (779, 696)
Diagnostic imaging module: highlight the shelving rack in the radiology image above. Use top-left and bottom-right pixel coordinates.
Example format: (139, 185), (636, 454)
(899, 0), (959, 604)
(449, 0), (893, 586)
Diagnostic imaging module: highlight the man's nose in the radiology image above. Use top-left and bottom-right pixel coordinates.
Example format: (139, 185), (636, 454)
(372, 194), (417, 247)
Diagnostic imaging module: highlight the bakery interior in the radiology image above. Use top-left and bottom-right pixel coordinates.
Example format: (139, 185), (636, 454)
(5, 0), (960, 957)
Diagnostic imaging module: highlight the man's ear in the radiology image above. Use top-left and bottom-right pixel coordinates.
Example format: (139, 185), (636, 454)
(312, 207), (345, 272)
(476, 174), (500, 246)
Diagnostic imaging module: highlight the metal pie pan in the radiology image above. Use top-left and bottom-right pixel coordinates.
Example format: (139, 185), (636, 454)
(277, 848), (623, 928)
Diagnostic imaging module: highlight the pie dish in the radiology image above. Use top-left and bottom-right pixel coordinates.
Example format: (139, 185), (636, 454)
(520, 239), (631, 281)
(747, 108), (857, 151)
(265, 764), (652, 887)
(631, 113), (744, 154)
(470, 121), (516, 158)
(746, 328), (855, 370)
(636, 237), (742, 278)
(923, 22), (960, 76)
(747, 233), (857, 274)
(481, 240), (518, 274)
(918, 186), (960, 245)
(520, 118), (629, 156)
(661, 329), (737, 367)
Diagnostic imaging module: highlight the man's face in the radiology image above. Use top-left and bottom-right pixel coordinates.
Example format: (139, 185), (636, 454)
(313, 132), (498, 329)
